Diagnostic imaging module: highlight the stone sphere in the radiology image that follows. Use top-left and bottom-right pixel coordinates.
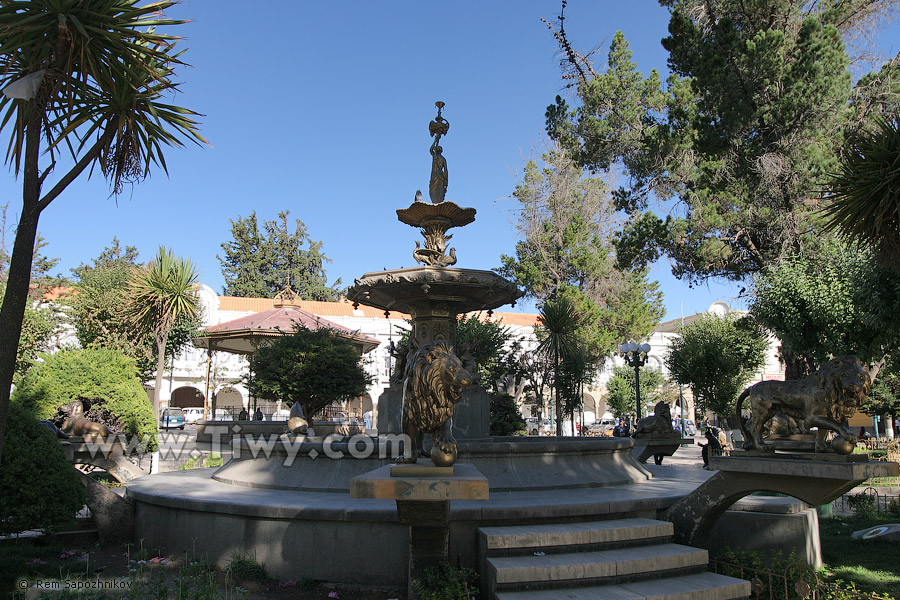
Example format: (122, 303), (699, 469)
(288, 416), (308, 435)
(831, 437), (854, 455)
(431, 445), (457, 467)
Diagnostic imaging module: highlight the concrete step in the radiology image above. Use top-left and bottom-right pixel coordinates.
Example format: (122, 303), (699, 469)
(487, 543), (709, 591)
(494, 571), (751, 600)
(479, 518), (674, 555)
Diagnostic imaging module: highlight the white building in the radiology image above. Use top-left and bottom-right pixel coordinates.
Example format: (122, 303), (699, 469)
(157, 285), (782, 426)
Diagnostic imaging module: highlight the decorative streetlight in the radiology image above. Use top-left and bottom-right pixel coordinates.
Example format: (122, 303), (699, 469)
(619, 342), (652, 424)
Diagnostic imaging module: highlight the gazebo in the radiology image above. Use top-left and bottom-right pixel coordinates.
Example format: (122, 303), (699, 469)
(192, 287), (380, 418)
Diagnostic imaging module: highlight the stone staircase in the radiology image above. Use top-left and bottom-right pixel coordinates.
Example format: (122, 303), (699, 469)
(478, 517), (750, 600)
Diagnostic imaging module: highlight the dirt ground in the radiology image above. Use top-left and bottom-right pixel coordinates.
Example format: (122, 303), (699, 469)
(6, 541), (405, 599)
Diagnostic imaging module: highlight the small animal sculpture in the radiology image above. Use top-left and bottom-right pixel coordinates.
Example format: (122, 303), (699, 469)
(737, 355), (870, 452)
(396, 339), (473, 466)
(60, 400), (114, 442)
(632, 400), (678, 438)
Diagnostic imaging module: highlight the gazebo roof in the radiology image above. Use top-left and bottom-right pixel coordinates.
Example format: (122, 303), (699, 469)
(193, 289), (380, 355)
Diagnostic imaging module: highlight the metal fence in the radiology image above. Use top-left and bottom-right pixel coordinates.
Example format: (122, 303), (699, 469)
(709, 559), (896, 600)
(832, 486), (900, 515)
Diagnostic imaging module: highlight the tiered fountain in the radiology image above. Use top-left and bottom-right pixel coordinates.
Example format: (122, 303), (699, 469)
(126, 104), (655, 586)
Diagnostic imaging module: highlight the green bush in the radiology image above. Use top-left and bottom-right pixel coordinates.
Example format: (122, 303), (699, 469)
(12, 348), (157, 451)
(412, 563), (477, 600)
(490, 394), (527, 436)
(0, 403), (86, 535)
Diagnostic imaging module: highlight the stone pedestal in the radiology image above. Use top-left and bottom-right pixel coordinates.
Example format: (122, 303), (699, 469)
(375, 384), (490, 439)
(351, 462), (488, 599)
(665, 452), (899, 547)
(631, 436), (694, 464)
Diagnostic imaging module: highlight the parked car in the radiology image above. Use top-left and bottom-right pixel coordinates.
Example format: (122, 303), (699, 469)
(683, 419), (697, 436)
(160, 407), (185, 430)
(182, 407), (204, 424)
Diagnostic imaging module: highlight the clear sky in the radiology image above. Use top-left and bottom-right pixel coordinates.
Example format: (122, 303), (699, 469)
(4, 1), (894, 323)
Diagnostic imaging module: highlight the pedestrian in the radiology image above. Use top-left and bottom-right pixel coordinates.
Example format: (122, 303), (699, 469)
(613, 419), (629, 437)
(716, 427), (731, 452)
(253, 407), (263, 421)
(363, 409), (373, 430)
(700, 428), (722, 469)
(238, 408), (249, 421)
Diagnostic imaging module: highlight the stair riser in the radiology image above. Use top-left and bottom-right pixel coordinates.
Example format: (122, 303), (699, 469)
(484, 535), (673, 557)
(492, 562), (709, 592)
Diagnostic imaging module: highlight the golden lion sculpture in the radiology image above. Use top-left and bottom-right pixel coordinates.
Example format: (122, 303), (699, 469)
(737, 355), (870, 452)
(60, 400), (114, 442)
(397, 339), (473, 466)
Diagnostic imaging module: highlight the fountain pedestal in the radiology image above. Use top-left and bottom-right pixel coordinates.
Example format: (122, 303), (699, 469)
(351, 463), (488, 599)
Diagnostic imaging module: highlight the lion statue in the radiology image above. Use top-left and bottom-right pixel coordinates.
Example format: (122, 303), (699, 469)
(737, 355), (870, 453)
(396, 339), (473, 467)
(632, 400), (679, 438)
(60, 400), (114, 442)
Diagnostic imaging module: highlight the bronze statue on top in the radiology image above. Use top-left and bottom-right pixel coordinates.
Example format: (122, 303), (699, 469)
(737, 355), (870, 454)
(428, 101), (449, 204)
(396, 102), (474, 268)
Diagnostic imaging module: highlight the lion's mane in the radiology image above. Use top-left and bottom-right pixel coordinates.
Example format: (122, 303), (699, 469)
(402, 340), (471, 433)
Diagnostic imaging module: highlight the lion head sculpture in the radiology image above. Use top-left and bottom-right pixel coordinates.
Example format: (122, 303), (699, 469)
(397, 339), (473, 466)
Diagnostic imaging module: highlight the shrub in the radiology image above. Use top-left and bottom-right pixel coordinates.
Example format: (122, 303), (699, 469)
(225, 551), (267, 581)
(413, 563), (477, 600)
(846, 494), (879, 520)
(490, 394), (527, 436)
(0, 403), (86, 535)
(12, 348), (157, 451)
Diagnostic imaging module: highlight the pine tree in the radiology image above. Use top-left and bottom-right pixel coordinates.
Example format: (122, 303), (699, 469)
(219, 211), (340, 299)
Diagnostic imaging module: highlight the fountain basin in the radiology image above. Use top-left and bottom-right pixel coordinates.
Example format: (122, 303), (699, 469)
(211, 435), (650, 493)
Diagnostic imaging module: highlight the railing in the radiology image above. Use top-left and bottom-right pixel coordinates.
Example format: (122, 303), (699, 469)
(709, 559), (896, 600)
(832, 486), (900, 516)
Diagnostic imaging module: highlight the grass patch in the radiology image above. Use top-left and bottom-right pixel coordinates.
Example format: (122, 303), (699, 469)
(820, 515), (900, 597)
(178, 452), (223, 471)
(225, 551), (267, 581)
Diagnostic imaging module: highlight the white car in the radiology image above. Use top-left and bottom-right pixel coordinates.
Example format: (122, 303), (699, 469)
(182, 407), (204, 423)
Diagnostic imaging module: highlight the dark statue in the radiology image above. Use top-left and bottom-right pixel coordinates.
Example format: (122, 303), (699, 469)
(396, 340), (473, 467)
(737, 355), (870, 453)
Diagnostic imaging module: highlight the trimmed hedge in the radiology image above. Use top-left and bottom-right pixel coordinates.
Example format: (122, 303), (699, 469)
(12, 348), (158, 451)
(0, 403), (86, 535)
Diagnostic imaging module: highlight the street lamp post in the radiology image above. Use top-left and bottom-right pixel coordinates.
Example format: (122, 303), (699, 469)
(619, 342), (651, 424)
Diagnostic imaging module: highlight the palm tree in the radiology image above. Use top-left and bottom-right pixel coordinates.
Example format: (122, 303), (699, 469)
(822, 115), (900, 267)
(125, 247), (200, 421)
(0, 1), (207, 463)
(537, 296), (579, 436)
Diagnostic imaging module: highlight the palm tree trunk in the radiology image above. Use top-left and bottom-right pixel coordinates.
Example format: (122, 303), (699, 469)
(153, 336), (167, 420)
(0, 100), (43, 466)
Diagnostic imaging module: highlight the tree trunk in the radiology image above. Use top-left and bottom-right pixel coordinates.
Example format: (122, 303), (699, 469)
(153, 336), (167, 420)
(0, 97), (44, 467)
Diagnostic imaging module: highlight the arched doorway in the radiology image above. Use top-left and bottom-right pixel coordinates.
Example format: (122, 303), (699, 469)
(214, 387), (244, 420)
(171, 386), (204, 408)
(582, 392), (597, 424)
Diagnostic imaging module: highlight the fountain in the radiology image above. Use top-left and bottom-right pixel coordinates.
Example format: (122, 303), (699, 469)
(126, 104), (680, 587)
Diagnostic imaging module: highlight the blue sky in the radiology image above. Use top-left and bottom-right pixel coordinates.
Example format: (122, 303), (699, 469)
(3, 1), (895, 322)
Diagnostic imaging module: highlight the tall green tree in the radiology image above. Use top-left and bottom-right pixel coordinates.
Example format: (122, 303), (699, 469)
(456, 314), (515, 388)
(71, 239), (197, 379)
(0, 1), (206, 464)
(219, 211), (340, 299)
(537, 296), (580, 436)
(0, 284), (60, 385)
(546, 1), (900, 284)
(605, 365), (670, 420)
(247, 325), (370, 421)
(665, 313), (769, 421)
(499, 147), (664, 358)
(125, 247), (200, 420)
(750, 241), (900, 378)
